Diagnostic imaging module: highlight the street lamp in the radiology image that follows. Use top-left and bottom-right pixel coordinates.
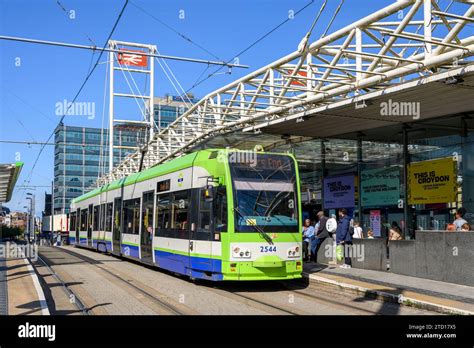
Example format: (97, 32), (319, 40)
(26, 193), (35, 243)
(23, 206), (30, 241)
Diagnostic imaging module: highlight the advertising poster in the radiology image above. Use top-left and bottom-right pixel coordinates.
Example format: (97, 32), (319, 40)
(361, 167), (400, 206)
(370, 210), (381, 237)
(323, 174), (355, 209)
(408, 157), (457, 204)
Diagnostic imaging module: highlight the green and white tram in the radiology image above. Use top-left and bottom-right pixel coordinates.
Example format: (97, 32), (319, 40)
(69, 148), (302, 281)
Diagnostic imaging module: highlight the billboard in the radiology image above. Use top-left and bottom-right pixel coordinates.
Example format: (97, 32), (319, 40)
(408, 157), (457, 205)
(361, 167), (400, 206)
(369, 210), (382, 237)
(323, 174), (355, 209)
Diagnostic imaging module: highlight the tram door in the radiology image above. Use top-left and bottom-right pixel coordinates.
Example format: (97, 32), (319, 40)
(75, 208), (80, 245)
(87, 204), (93, 246)
(112, 197), (122, 254)
(189, 188), (214, 273)
(140, 191), (154, 263)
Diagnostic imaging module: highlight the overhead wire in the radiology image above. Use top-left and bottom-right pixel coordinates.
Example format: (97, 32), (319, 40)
(129, 0), (222, 61)
(179, 0), (316, 97)
(17, 0), (130, 212)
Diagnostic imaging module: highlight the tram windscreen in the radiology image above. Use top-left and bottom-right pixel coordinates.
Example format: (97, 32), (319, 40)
(229, 153), (298, 233)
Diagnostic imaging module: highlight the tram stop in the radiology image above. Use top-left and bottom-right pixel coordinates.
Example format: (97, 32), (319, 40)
(199, 65), (474, 292)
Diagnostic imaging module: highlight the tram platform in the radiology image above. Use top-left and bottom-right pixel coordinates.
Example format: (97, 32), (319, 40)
(0, 242), (49, 315)
(303, 262), (474, 315)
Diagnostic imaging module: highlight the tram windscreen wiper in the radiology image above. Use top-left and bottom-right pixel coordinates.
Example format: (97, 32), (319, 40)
(233, 206), (274, 245)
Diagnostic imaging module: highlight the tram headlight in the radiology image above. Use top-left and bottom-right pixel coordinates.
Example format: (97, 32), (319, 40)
(287, 246), (300, 258)
(233, 246), (251, 258)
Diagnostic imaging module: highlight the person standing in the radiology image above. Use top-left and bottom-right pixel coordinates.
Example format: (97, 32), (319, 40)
(453, 208), (468, 231)
(389, 221), (403, 241)
(310, 211), (330, 263)
(336, 208), (352, 268)
(352, 221), (363, 239)
(302, 219), (315, 262)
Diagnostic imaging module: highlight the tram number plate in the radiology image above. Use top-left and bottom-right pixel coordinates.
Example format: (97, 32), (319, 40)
(260, 246), (277, 253)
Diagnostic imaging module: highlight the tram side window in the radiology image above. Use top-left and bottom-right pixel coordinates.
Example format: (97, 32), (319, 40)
(122, 198), (140, 235)
(93, 205), (100, 231)
(155, 194), (170, 236)
(69, 212), (76, 232)
(105, 202), (113, 232)
(215, 186), (228, 232)
(172, 191), (189, 231)
(199, 189), (211, 232)
(88, 205), (93, 230)
(99, 203), (106, 231)
(80, 209), (88, 231)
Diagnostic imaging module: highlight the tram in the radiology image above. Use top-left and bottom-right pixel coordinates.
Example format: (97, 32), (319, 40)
(68, 148), (302, 281)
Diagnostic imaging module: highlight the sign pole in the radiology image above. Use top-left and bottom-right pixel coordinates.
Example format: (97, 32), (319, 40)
(403, 126), (410, 239)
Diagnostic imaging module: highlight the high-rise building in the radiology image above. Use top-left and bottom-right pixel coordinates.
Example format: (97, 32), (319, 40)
(53, 96), (194, 214)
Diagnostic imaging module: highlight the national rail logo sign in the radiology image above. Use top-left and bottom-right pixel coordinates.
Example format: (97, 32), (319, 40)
(407, 157), (457, 205)
(117, 49), (148, 67)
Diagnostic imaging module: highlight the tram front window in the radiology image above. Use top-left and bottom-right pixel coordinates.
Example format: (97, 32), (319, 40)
(229, 153), (298, 233)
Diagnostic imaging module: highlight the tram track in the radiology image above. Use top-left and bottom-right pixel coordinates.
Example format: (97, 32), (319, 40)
(201, 282), (310, 315)
(277, 280), (388, 315)
(39, 246), (193, 315)
(34, 254), (90, 315)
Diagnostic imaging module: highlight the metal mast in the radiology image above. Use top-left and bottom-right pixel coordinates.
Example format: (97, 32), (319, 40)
(108, 40), (156, 173)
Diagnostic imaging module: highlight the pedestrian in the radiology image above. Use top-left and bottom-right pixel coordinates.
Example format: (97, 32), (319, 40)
(446, 223), (456, 231)
(352, 220), (363, 239)
(302, 219), (315, 262)
(453, 208), (468, 231)
(389, 221), (403, 241)
(461, 223), (471, 232)
(311, 211), (330, 263)
(367, 228), (374, 239)
(335, 208), (352, 268)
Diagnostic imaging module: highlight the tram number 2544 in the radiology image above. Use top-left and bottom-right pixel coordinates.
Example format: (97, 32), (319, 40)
(260, 246), (277, 253)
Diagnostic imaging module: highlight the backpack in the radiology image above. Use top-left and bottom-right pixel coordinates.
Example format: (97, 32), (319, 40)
(349, 225), (355, 236)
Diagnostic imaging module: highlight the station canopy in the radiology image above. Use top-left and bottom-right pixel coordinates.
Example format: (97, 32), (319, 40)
(0, 162), (23, 203)
(195, 66), (473, 156)
(246, 65), (474, 143)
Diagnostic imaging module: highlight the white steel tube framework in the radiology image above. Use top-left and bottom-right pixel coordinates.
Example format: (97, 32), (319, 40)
(96, 0), (474, 187)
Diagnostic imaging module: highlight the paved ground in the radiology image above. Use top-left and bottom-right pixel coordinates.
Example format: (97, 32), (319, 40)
(5, 250), (42, 315)
(304, 262), (474, 314)
(32, 245), (435, 315)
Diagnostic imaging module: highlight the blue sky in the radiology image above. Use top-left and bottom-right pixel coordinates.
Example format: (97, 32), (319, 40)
(0, 0), (451, 214)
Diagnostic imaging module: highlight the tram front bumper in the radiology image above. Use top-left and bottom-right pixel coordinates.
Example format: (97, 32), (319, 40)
(222, 258), (302, 281)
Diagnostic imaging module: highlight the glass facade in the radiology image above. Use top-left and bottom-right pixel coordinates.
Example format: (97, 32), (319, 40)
(270, 134), (474, 238)
(54, 124), (146, 214)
